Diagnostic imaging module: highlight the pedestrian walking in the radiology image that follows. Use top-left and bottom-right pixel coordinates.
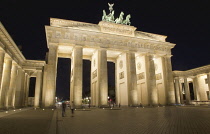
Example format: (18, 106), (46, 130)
(88, 101), (90, 108)
(62, 101), (66, 117)
(71, 101), (75, 117)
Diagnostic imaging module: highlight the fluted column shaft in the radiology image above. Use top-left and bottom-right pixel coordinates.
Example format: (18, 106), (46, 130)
(174, 77), (181, 104)
(98, 49), (108, 106)
(24, 74), (30, 107)
(127, 52), (137, 105)
(6, 63), (18, 108)
(14, 68), (25, 108)
(70, 46), (83, 107)
(145, 54), (158, 105)
(34, 71), (43, 107)
(184, 77), (191, 104)
(192, 76), (199, 101)
(44, 44), (58, 108)
(165, 55), (176, 104)
(0, 57), (12, 109)
(207, 73), (210, 100)
(179, 81), (184, 104)
(0, 50), (5, 88)
(41, 65), (48, 107)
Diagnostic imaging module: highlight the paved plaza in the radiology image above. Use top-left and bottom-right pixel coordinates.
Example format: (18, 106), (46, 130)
(1, 106), (210, 134)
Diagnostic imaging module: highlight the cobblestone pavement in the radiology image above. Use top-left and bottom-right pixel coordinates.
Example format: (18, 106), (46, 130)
(0, 108), (54, 134)
(1, 106), (210, 134)
(56, 106), (210, 134)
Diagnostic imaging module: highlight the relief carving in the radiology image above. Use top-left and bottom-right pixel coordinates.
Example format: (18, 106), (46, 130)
(92, 69), (97, 79)
(119, 71), (124, 79)
(48, 28), (170, 54)
(156, 73), (162, 80)
(137, 72), (145, 80)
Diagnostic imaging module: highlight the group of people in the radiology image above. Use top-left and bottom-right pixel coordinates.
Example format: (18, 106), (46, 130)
(62, 101), (75, 117)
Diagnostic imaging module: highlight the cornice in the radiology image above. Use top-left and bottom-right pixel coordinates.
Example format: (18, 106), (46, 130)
(22, 60), (46, 71)
(0, 22), (26, 65)
(45, 25), (175, 55)
(49, 18), (174, 45)
(173, 64), (210, 77)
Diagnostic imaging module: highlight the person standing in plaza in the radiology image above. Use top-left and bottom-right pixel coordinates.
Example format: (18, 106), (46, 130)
(71, 101), (75, 117)
(62, 101), (66, 117)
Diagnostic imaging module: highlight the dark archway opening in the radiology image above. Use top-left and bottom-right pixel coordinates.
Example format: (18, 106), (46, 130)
(56, 58), (71, 101)
(82, 60), (91, 99)
(108, 62), (115, 103)
(189, 82), (195, 100)
(29, 77), (36, 97)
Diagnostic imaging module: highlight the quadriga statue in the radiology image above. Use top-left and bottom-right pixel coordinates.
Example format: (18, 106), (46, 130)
(115, 12), (124, 24)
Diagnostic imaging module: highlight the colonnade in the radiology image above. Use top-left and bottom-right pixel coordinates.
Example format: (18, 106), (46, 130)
(174, 71), (210, 104)
(0, 23), (45, 109)
(42, 44), (176, 107)
(0, 50), (44, 109)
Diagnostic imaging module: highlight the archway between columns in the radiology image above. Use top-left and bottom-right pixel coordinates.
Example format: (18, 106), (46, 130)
(55, 58), (91, 106)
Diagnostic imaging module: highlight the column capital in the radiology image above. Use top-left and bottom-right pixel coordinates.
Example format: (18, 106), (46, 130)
(98, 48), (107, 51)
(36, 70), (42, 73)
(4, 56), (12, 61)
(163, 54), (173, 58)
(12, 60), (18, 66)
(73, 45), (83, 49)
(174, 77), (180, 80)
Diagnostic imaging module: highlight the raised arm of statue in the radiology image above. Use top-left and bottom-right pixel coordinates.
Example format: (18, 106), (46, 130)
(108, 3), (114, 13)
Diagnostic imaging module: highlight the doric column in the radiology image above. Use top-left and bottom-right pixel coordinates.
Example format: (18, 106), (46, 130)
(98, 49), (108, 106)
(174, 77), (181, 104)
(70, 46), (83, 107)
(0, 50), (5, 88)
(91, 49), (108, 107)
(145, 54), (158, 106)
(0, 57), (12, 109)
(207, 73), (210, 100)
(34, 70), (43, 108)
(160, 56), (167, 105)
(126, 52), (137, 106)
(184, 77), (191, 104)
(98, 49), (108, 105)
(24, 74), (30, 107)
(179, 80), (184, 104)
(115, 60), (118, 105)
(44, 44), (58, 108)
(20, 71), (26, 107)
(192, 76), (199, 100)
(6, 62), (18, 108)
(14, 68), (25, 108)
(41, 65), (48, 107)
(165, 55), (176, 104)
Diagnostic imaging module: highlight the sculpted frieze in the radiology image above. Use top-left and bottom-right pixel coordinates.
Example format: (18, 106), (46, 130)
(46, 26), (173, 54)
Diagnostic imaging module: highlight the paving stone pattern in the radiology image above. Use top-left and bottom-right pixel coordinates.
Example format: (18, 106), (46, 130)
(57, 106), (210, 134)
(0, 109), (54, 134)
(1, 106), (210, 134)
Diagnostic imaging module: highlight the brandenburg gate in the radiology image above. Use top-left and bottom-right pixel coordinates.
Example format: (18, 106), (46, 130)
(43, 17), (176, 108)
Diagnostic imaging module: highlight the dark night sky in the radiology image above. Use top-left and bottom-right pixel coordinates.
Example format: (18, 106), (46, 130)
(1, 0), (210, 99)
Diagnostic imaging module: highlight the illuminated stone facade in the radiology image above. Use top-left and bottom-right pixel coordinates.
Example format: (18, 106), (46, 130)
(173, 66), (210, 105)
(0, 22), (45, 109)
(44, 18), (176, 107)
(2, 17), (191, 109)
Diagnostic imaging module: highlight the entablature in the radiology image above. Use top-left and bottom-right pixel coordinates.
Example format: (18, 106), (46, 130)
(0, 22), (25, 65)
(173, 64), (210, 78)
(45, 25), (175, 55)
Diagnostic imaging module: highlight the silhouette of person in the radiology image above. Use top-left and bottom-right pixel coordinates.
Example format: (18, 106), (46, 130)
(71, 101), (75, 117)
(62, 101), (66, 117)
